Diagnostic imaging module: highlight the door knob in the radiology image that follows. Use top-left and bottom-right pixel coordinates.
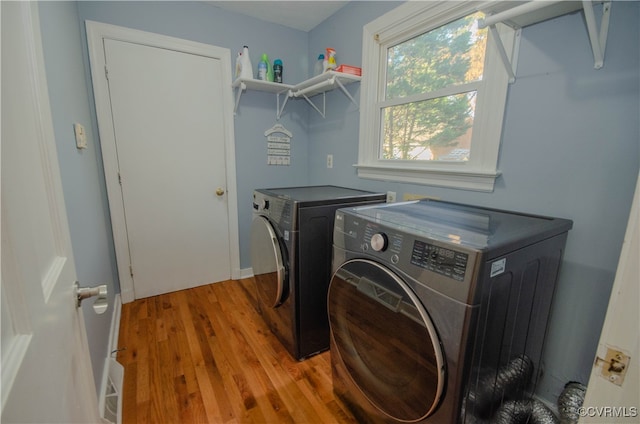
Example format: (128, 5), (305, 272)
(75, 282), (108, 314)
(216, 187), (226, 196)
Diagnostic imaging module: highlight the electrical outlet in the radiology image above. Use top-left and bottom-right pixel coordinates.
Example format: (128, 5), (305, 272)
(327, 154), (333, 168)
(386, 191), (396, 202)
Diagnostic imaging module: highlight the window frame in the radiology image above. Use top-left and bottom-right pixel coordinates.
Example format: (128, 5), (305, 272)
(356, 1), (519, 192)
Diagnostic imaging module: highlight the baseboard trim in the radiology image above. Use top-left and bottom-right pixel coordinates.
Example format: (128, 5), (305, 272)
(238, 267), (253, 279)
(98, 294), (123, 423)
(109, 294), (122, 354)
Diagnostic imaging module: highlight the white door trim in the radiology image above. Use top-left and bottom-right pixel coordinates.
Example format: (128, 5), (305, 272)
(85, 21), (240, 303)
(580, 174), (639, 422)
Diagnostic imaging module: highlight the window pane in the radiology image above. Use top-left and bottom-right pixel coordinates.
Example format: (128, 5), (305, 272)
(385, 12), (486, 100)
(381, 91), (476, 161)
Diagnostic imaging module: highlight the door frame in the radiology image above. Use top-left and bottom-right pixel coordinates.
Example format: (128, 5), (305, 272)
(580, 174), (639, 422)
(86, 21), (240, 303)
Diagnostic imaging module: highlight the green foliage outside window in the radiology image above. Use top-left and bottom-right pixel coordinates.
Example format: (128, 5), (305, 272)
(382, 13), (487, 161)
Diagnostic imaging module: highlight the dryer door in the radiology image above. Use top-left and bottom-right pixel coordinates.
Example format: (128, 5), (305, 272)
(250, 215), (287, 307)
(328, 259), (445, 422)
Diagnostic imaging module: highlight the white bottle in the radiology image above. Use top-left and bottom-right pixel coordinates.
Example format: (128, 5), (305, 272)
(239, 46), (253, 80)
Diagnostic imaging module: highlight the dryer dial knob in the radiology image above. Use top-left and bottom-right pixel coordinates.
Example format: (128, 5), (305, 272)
(254, 198), (269, 211)
(371, 233), (388, 252)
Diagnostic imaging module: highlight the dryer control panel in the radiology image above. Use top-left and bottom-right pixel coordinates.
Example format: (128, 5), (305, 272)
(253, 191), (292, 232)
(363, 226), (468, 282)
(334, 209), (479, 304)
(410, 241), (468, 282)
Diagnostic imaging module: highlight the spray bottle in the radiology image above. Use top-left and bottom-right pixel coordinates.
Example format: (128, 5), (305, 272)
(314, 54), (325, 76)
(239, 46), (253, 80)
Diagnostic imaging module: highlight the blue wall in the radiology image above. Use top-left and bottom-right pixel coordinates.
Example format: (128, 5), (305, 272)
(38, 0), (638, 409)
(74, 1), (312, 271)
(38, 1), (119, 394)
(308, 1), (639, 404)
(38, 0), (312, 396)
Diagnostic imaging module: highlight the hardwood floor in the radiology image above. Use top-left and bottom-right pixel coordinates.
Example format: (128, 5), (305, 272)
(116, 278), (357, 423)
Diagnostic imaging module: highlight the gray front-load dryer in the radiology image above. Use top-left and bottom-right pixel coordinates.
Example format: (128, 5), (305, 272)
(250, 185), (386, 360)
(328, 200), (572, 423)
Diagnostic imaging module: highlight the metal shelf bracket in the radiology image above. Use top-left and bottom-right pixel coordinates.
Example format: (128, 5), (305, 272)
(276, 90), (292, 121)
(301, 92), (326, 118)
(334, 77), (359, 109)
(488, 25), (521, 84)
(478, 0), (612, 82)
(583, 0), (611, 69)
(233, 82), (246, 115)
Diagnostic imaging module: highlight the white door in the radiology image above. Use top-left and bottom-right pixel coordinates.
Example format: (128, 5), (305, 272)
(86, 23), (240, 301)
(581, 174), (639, 423)
(1, 2), (100, 422)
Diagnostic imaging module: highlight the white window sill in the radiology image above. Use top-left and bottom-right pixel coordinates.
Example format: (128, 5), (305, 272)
(354, 163), (501, 192)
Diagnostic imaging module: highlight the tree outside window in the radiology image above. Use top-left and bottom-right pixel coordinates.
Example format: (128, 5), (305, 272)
(381, 13), (487, 162)
(357, 1), (517, 191)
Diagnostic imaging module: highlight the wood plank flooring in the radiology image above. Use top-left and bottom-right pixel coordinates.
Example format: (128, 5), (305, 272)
(116, 278), (357, 423)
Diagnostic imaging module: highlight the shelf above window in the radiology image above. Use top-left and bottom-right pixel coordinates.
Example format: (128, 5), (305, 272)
(232, 71), (361, 119)
(479, 0), (611, 82)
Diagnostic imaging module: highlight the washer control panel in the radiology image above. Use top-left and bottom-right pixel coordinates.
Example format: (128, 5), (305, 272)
(334, 209), (478, 303)
(341, 216), (470, 283)
(410, 240), (468, 281)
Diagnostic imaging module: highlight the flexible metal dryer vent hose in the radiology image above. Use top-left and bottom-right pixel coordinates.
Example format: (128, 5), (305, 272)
(557, 381), (587, 424)
(492, 399), (559, 424)
(464, 354), (559, 423)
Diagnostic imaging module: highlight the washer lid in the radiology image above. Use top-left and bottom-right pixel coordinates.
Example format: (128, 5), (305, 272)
(250, 215), (287, 307)
(328, 259), (446, 422)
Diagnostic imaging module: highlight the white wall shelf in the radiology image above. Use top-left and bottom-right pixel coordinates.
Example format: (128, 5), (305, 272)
(232, 70), (361, 120)
(479, 0), (611, 82)
(232, 78), (292, 117)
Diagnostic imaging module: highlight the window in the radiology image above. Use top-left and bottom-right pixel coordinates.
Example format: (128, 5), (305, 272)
(357, 2), (519, 191)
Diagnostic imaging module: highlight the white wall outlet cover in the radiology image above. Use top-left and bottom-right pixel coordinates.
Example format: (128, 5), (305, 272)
(386, 191), (396, 202)
(74, 123), (88, 149)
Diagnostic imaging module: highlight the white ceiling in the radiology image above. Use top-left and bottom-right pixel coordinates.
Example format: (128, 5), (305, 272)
(205, 1), (350, 32)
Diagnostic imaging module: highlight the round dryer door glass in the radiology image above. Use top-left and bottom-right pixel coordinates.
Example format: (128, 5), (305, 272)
(250, 215), (287, 307)
(328, 259), (445, 422)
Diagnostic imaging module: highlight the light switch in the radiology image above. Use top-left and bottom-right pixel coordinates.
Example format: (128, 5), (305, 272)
(74, 123), (87, 149)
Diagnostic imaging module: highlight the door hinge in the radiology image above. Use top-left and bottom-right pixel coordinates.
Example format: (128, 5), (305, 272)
(104, 65), (109, 81)
(118, 172), (122, 185)
(129, 264), (134, 277)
